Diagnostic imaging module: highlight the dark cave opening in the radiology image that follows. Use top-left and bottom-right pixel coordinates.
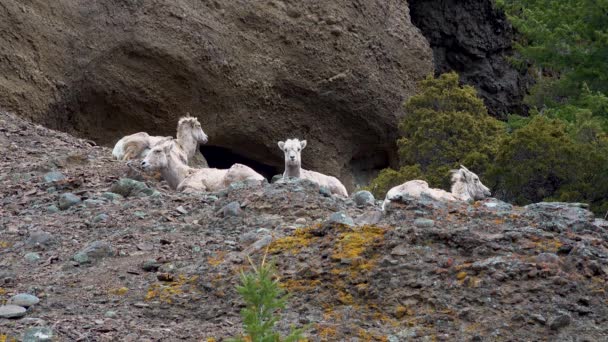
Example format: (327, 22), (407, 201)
(200, 145), (282, 181)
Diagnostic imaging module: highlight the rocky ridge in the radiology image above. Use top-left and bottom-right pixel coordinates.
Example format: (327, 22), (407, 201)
(1, 111), (608, 340)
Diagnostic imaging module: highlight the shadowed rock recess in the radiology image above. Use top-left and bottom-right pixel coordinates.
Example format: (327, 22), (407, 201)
(0, 0), (434, 190)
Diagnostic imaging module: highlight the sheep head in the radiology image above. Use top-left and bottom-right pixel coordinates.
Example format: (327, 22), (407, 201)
(450, 165), (491, 201)
(278, 138), (307, 167)
(141, 140), (175, 171)
(177, 115), (208, 144)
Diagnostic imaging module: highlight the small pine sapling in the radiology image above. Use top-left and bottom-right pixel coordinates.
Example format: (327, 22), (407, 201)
(228, 248), (306, 342)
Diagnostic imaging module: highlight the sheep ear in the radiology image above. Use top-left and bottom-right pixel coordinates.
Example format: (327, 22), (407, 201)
(459, 169), (468, 181)
(300, 140), (307, 149)
(278, 141), (285, 150)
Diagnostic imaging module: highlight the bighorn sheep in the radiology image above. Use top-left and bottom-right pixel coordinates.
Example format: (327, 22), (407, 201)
(382, 165), (491, 210)
(278, 138), (348, 197)
(141, 140), (264, 193)
(112, 116), (208, 162)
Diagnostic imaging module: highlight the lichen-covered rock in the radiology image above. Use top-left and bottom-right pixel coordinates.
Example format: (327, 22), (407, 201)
(326, 211), (355, 227)
(524, 202), (596, 232)
(7, 293), (40, 308)
(23, 327), (54, 342)
(109, 178), (156, 198)
(0, 305), (26, 318)
(25, 231), (55, 249)
(72, 241), (114, 265)
(353, 191), (375, 207)
(58, 193), (81, 210)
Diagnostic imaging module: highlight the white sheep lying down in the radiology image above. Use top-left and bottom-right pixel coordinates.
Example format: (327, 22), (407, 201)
(141, 140), (264, 193)
(382, 165), (491, 210)
(278, 138), (348, 197)
(112, 116), (208, 162)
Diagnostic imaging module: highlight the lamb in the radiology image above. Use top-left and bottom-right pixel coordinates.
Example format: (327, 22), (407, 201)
(112, 116), (208, 162)
(141, 140), (264, 193)
(382, 165), (491, 211)
(278, 138), (348, 197)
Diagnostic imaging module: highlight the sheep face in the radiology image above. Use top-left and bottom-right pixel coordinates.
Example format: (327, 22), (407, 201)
(178, 116), (208, 144)
(451, 165), (491, 201)
(278, 138), (307, 167)
(141, 144), (171, 171)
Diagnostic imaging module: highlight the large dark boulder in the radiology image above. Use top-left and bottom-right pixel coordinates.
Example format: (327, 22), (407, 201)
(409, 0), (533, 118)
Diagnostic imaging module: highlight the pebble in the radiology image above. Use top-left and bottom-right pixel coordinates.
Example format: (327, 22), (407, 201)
(104, 311), (118, 318)
(58, 193), (81, 210)
(222, 201), (242, 217)
(326, 211), (354, 226)
(549, 313), (571, 330)
(535, 253), (560, 265)
(0, 304), (27, 318)
(73, 241), (114, 265)
(243, 235), (273, 255)
(319, 187), (332, 197)
(413, 218), (435, 228)
(92, 213), (110, 223)
(530, 313), (546, 325)
(354, 211), (383, 226)
(390, 244), (409, 256)
(133, 211), (146, 219)
(102, 192), (124, 201)
(295, 217), (307, 225)
(8, 293), (40, 307)
(26, 231), (55, 249)
(110, 178), (156, 197)
(43, 171), (65, 183)
(46, 205), (60, 213)
(142, 260), (161, 272)
(353, 190), (375, 206)
(23, 327), (54, 342)
(83, 199), (105, 207)
(24, 252), (41, 263)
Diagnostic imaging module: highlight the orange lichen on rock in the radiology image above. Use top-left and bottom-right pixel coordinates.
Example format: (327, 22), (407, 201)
(357, 329), (388, 342)
(207, 251), (226, 267)
(109, 287), (129, 296)
(395, 305), (414, 319)
(318, 324), (338, 340)
(144, 274), (198, 303)
(331, 225), (387, 262)
(281, 278), (321, 292)
(533, 238), (563, 252)
(269, 227), (318, 254)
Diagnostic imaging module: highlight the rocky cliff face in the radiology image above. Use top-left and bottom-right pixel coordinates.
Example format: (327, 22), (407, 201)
(409, 0), (533, 117)
(0, 0), (433, 189)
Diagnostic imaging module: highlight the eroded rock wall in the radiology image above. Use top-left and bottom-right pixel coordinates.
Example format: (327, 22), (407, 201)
(0, 0), (434, 189)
